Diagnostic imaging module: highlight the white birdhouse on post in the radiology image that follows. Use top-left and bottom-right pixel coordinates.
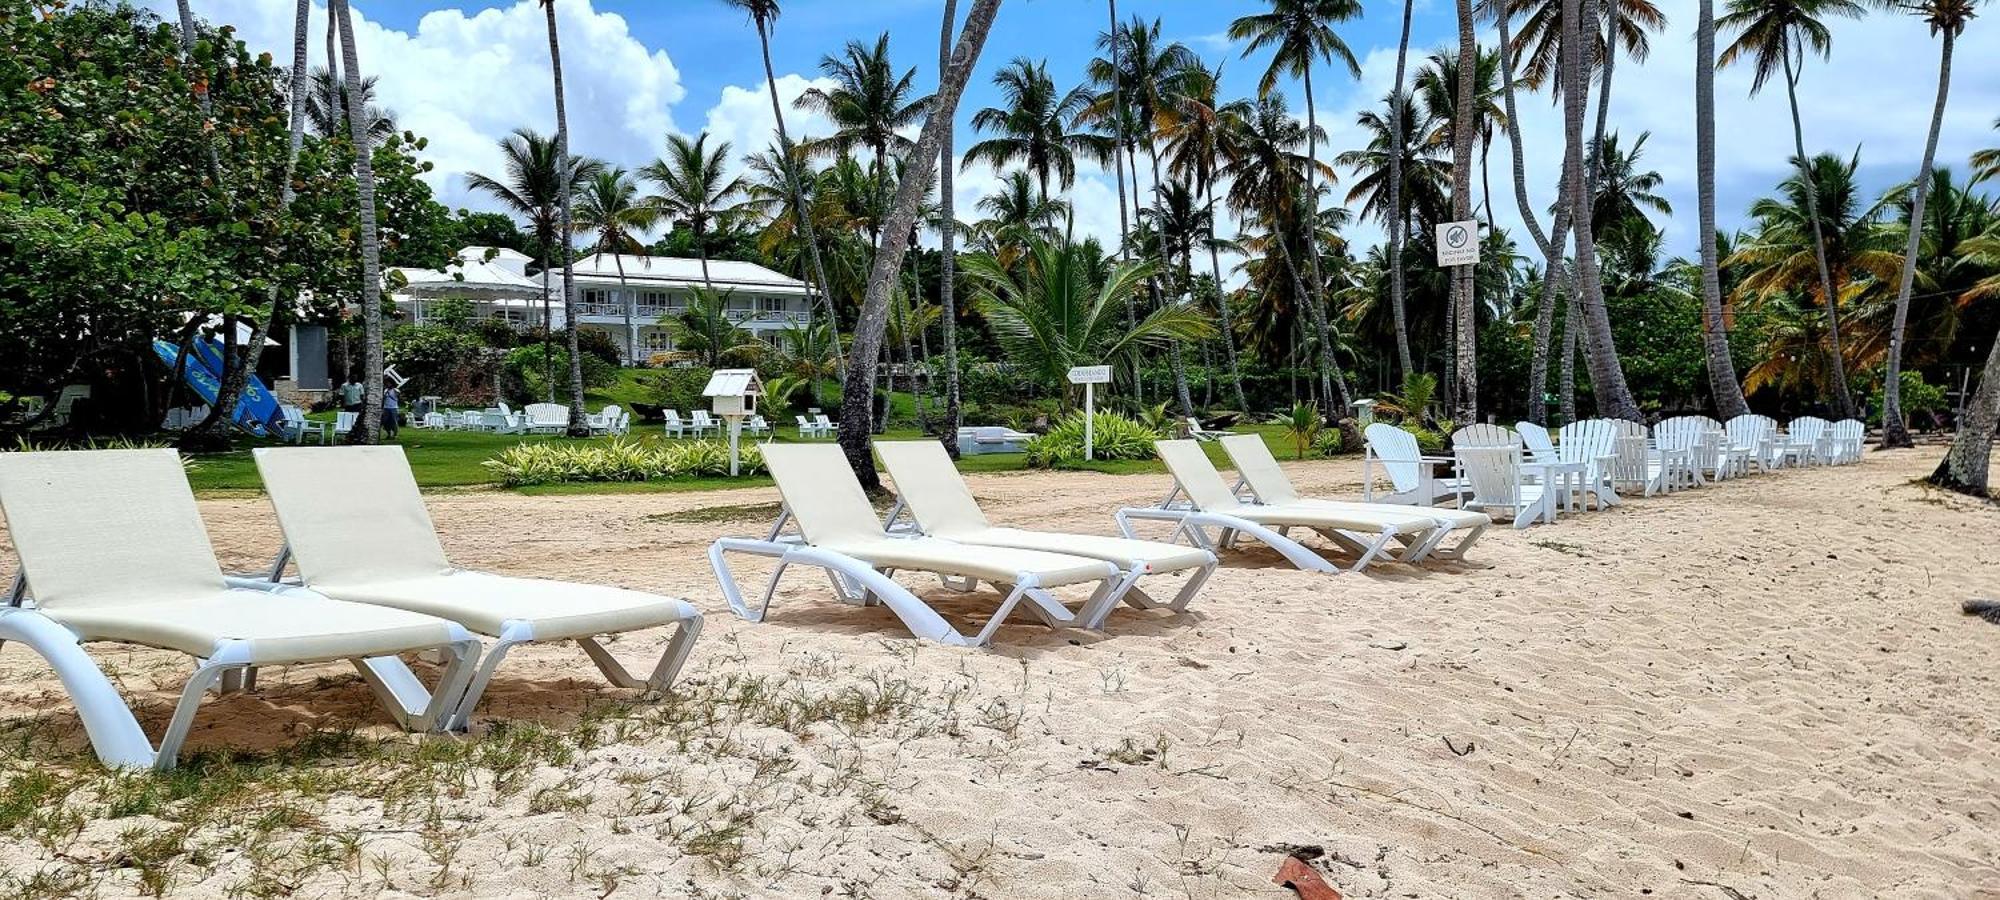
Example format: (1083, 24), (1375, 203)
(702, 369), (764, 475)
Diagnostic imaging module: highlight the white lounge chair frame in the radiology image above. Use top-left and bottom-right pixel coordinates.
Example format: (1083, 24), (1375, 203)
(1219, 434), (1488, 563)
(0, 450), (478, 770)
(708, 444), (1120, 647)
(874, 440), (1216, 629)
(255, 446), (702, 731)
(1185, 416), (1235, 442)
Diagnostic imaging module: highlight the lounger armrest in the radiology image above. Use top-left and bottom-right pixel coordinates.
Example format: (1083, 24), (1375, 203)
(1417, 455), (1455, 465)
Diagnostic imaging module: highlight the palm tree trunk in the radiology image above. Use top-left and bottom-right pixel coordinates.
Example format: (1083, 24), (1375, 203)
(1142, 133), (1196, 419)
(1588, 0), (1619, 200)
(1450, 0), (1479, 425)
(1387, 0), (1416, 378)
(757, 21), (843, 367)
(1107, 0), (1138, 334)
(331, 0), (382, 443)
(1929, 319), (2000, 496)
(838, 0), (1002, 489)
(1696, 0), (1750, 419)
(1497, 2), (1567, 424)
(540, 0), (590, 438)
(1560, 287), (1580, 423)
(615, 250), (636, 365)
(1298, 66), (1354, 423)
(1881, 29), (1954, 449)
(1205, 184), (1249, 411)
(1560, 0), (1641, 422)
(939, 0), (963, 456)
(1780, 50), (1855, 419)
(539, 253), (555, 401)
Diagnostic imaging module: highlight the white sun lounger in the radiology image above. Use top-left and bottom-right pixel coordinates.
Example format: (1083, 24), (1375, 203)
(707, 443), (1121, 647)
(0, 449), (479, 770)
(873, 440), (1216, 629)
(253, 446), (702, 730)
(1217, 434), (1490, 563)
(1119, 440), (1436, 574)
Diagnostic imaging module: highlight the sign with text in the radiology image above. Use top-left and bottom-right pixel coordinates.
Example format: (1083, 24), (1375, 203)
(1436, 220), (1479, 267)
(1067, 365), (1113, 385)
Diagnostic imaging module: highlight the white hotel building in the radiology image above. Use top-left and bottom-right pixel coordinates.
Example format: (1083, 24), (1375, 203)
(390, 246), (815, 365)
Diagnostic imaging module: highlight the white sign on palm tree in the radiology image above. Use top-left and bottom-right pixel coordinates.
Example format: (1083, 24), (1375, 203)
(1435, 220), (1479, 267)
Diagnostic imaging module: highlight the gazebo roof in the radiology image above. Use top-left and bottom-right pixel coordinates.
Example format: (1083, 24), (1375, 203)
(391, 256), (543, 300)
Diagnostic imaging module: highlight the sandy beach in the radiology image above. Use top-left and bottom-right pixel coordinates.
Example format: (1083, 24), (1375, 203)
(0, 449), (1996, 898)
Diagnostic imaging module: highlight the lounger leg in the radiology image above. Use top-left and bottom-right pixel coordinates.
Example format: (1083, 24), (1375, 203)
(0, 609), (154, 769)
(154, 661), (236, 770)
(351, 638), (480, 733)
(447, 627), (529, 732)
(577, 609), (705, 697)
(1077, 568), (1145, 629)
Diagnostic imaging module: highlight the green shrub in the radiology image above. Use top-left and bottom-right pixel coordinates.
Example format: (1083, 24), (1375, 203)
(1023, 412), (1162, 468)
(504, 343), (616, 403)
(646, 366), (713, 412)
(1311, 429), (1344, 458)
(1403, 424), (1446, 454)
(483, 439), (765, 486)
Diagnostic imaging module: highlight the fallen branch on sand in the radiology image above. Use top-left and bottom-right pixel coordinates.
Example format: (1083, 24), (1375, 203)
(1961, 598), (2000, 624)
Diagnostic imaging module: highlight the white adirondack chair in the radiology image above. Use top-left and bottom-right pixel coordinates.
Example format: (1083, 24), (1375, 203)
(745, 414), (771, 437)
(689, 410), (719, 438)
(1515, 421), (1560, 463)
(326, 411), (359, 444)
(1361, 423), (1466, 506)
(1724, 414), (1777, 473)
(1454, 443), (1556, 529)
(587, 405), (623, 435)
(277, 405), (323, 444)
(1783, 417), (1832, 467)
(1827, 419), (1865, 464)
(813, 413), (836, 435)
(522, 403), (568, 434)
(794, 415), (824, 439)
(663, 410), (689, 438)
(1608, 419), (1676, 496)
(1555, 419), (1622, 508)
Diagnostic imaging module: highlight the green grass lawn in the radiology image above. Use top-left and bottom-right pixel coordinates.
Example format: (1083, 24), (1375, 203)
(185, 406), (1315, 496)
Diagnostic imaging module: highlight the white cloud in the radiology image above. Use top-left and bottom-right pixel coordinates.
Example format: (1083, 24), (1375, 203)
(701, 73), (838, 178)
(154, 0), (683, 210)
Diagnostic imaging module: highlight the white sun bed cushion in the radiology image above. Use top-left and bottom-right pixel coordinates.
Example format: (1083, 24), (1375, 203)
(1155, 440), (1433, 535)
(254, 446), (696, 640)
(874, 441), (1213, 572)
(1219, 435), (1492, 530)
(762, 443), (1118, 588)
(0, 449), (463, 663)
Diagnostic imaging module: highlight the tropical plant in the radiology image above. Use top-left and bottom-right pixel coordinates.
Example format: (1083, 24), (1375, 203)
(1974, 119), (2000, 184)
(963, 58), (1100, 203)
(329, 0), (385, 442)
(641, 133), (744, 290)
(573, 168), (655, 366)
(1158, 59), (1251, 410)
(795, 32), (931, 244)
(485, 438), (765, 486)
(1280, 401), (1322, 459)
(304, 67), (395, 143)
(466, 128), (601, 401)
(662, 287), (762, 367)
(1022, 411), (1163, 467)
(962, 237), (1211, 399)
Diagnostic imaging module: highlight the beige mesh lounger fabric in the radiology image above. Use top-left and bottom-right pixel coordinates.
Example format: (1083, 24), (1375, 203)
(0, 449), (478, 770)
(1217, 434), (1489, 562)
(707, 443), (1122, 647)
(1119, 440), (1437, 574)
(254, 446), (701, 730)
(873, 440), (1216, 629)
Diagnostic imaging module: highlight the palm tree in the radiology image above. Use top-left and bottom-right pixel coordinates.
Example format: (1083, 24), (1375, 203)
(1719, 0), (1868, 417)
(536, 0), (591, 435)
(963, 58), (1098, 204)
(1696, 0), (1752, 418)
(1228, 0), (1363, 409)
(1159, 59), (1249, 410)
(795, 33), (932, 245)
(1974, 119), (2000, 184)
(939, 0), (963, 455)
(963, 237), (1211, 396)
(304, 68), (395, 143)
(664, 288), (760, 367)
(1503, 0), (1666, 91)
(1221, 94), (1356, 424)
(1448, 0), (1480, 423)
(1930, 228), (2000, 494)
(722, 0), (845, 368)
(1587, 131), (1671, 233)
(573, 168), (656, 365)
(1729, 151), (1902, 398)
(1879, 0), (1983, 449)
(974, 170), (1070, 247)
(1559, 0), (1643, 420)
(836, 0), (1002, 486)
(641, 133), (744, 290)
(465, 129), (600, 401)
(328, 0), (384, 443)
(1387, 0), (1418, 378)
(1335, 92), (1450, 235)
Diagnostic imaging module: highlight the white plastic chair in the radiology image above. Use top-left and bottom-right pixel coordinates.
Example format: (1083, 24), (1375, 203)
(1185, 417), (1236, 442)
(522, 403), (568, 434)
(1360, 423), (1466, 506)
(326, 410), (359, 444)
(1218, 434), (1489, 563)
(1454, 443), (1556, 529)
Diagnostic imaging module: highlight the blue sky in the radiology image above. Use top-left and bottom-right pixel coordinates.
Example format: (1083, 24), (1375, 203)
(157, 0), (2000, 268)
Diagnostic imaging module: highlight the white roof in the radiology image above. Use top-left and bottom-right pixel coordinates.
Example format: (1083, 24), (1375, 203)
(391, 256), (543, 300)
(573, 253), (810, 296)
(701, 368), (763, 397)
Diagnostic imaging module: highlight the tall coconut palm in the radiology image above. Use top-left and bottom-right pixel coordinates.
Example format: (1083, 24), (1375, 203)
(1100, 0), (1141, 344)
(1386, 0), (1417, 377)
(1228, 0), (1363, 413)
(536, 0), (591, 435)
(1503, 0), (1666, 91)
(1088, 16), (1201, 414)
(304, 68), (396, 143)
(1559, 0), (1643, 420)
(837, 0), (1002, 486)
(975, 170), (1071, 246)
(1719, 0), (1867, 417)
(722, 0), (845, 366)
(641, 133), (744, 290)
(574, 169), (656, 366)
(1414, 47), (1506, 226)
(963, 58), (1098, 204)
(466, 129), (600, 401)
(1448, 0), (1480, 423)
(1696, 0), (1752, 418)
(1974, 119), (2000, 184)
(1586, 131), (1671, 232)
(1334, 92), (1450, 238)
(1879, 0), (1983, 448)
(1159, 59), (1250, 410)
(795, 33), (932, 245)
(1930, 230), (2000, 493)
(326, 0), (385, 442)
(939, 0), (963, 454)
